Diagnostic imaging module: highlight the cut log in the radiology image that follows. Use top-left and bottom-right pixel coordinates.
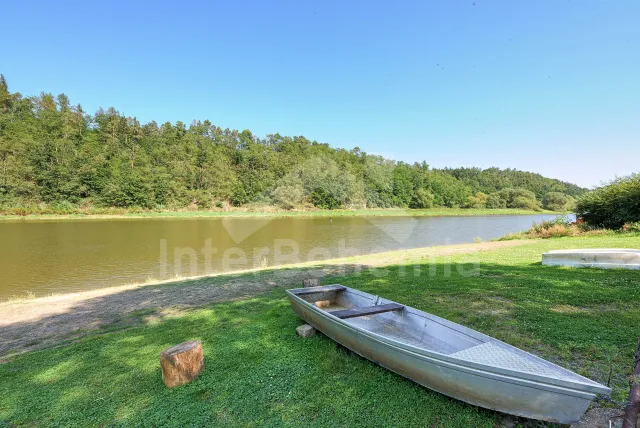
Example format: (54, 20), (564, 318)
(160, 340), (204, 388)
(302, 278), (320, 288)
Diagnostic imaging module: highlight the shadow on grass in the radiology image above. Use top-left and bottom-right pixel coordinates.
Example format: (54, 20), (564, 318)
(0, 263), (375, 358)
(1, 258), (639, 426)
(0, 292), (501, 427)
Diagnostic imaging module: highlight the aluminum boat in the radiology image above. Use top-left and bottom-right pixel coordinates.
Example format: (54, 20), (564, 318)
(542, 248), (640, 270)
(286, 285), (610, 423)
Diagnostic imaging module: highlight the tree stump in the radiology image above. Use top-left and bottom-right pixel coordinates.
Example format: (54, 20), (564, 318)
(160, 340), (204, 387)
(302, 278), (320, 288)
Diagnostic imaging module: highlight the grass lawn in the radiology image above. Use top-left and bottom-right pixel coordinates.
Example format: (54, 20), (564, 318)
(0, 207), (562, 221)
(1, 235), (639, 426)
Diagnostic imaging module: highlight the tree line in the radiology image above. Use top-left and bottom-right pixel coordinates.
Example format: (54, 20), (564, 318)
(0, 75), (585, 212)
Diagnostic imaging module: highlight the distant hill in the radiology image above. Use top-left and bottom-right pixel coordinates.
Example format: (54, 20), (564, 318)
(438, 167), (586, 199)
(0, 74), (585, 212)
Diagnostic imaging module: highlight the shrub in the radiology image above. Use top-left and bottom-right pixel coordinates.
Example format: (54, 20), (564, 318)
(575, 174), (640, 229)
(465, 192), (488, 209)
(513, 196), (541, 211)
(272, 183), (305, 209)
(49, 200), (77, 214)
(310, 187), (341, 209)
(527, 216), (575, 238)
(536, 223), (574, 238)
(487, 188), (541, 211)
(543, 192), (573, 211)
(622, 222), (640, 232)
(485, 193), (506, 209)
(411, 188), (434, 208)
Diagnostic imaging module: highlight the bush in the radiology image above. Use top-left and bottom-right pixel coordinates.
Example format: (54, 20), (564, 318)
(575, 173), (640, 229)
(543, 192), (573, 211)
(272, 183), (305, 210)
(465, 192), (488, 209)
(485, 193), (506, 209)
(622, 222), (640, 232)
(486, 188), (541, 211)
(411, 188), (434, 208)
(310, 187), (341, 209)
(527, 216), (575, 238)
(512, 196), (540, 210)
(537, 224), (574, 238)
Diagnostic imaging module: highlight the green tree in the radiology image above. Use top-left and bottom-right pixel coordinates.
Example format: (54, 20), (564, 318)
(465, 192), (488, 208)
(0, 74), (589, 214)
(487, 188), (541, 211)
(543, 192), (573, 211)
(411, 188), (434, 208)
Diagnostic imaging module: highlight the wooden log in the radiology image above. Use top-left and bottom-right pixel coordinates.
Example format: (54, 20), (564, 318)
(160, 340), (204, 388)
(302, 278), (320, 288)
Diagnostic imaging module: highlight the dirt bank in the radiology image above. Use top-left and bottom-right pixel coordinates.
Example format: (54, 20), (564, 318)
(0, 240), (535, 359)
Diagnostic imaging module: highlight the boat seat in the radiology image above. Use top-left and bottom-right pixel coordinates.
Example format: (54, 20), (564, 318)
(329, 303), (404, 319)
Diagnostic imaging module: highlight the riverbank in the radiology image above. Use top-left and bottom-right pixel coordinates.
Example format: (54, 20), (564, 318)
(0, 207), (564, 221)
(2, 235), (639, 426)
(0, 240), (533, 357)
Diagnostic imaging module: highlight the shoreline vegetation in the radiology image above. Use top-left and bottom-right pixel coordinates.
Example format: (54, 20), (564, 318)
(2, 234), (640, 426)
(496, 215), (640, 240)
(0, 206), (567, 221)
(1, 75), (582, 220)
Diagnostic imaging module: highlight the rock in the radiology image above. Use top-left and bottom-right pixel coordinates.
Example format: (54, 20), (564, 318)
(296, 324), (316, 338)
(302, 278), (320, 288)
(160, 340), (204, 387)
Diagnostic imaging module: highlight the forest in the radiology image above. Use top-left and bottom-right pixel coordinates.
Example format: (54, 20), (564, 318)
(0, 75), (585, 213)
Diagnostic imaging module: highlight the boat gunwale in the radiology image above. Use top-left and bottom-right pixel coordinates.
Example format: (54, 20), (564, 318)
(545, 248), (640, 254)
(286, 286), (611, 396)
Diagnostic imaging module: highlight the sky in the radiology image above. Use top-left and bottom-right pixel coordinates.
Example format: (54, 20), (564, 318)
(3, 0), (639, 188)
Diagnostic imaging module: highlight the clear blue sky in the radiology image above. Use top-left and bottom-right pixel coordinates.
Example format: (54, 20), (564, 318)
(3, 1), (638, 188)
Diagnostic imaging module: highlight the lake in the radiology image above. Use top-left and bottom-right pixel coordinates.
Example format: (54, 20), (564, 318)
(0, 214), (569, 299)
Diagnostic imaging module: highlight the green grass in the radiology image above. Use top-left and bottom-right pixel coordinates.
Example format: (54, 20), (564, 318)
(2, 235), (639, 426)
(0, 207), (563, 221)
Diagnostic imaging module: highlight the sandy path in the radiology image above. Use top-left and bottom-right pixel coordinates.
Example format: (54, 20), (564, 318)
(0, 240), (534, 359)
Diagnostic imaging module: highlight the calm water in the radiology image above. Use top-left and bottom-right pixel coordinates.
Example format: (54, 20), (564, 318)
(0, 214), (569, 299)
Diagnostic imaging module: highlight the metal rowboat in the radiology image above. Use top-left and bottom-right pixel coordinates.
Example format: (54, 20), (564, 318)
(286, 285), (610, 424)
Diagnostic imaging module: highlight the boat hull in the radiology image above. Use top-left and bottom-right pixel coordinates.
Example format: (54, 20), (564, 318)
(288, 293), (596, 424)
(542, 248), (640, 270)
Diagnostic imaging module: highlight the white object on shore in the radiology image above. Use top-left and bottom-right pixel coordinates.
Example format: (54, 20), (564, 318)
(542, 249), (640, 270)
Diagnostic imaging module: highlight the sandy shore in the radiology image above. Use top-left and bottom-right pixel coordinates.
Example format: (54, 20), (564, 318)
(0, 240), (535, 359)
